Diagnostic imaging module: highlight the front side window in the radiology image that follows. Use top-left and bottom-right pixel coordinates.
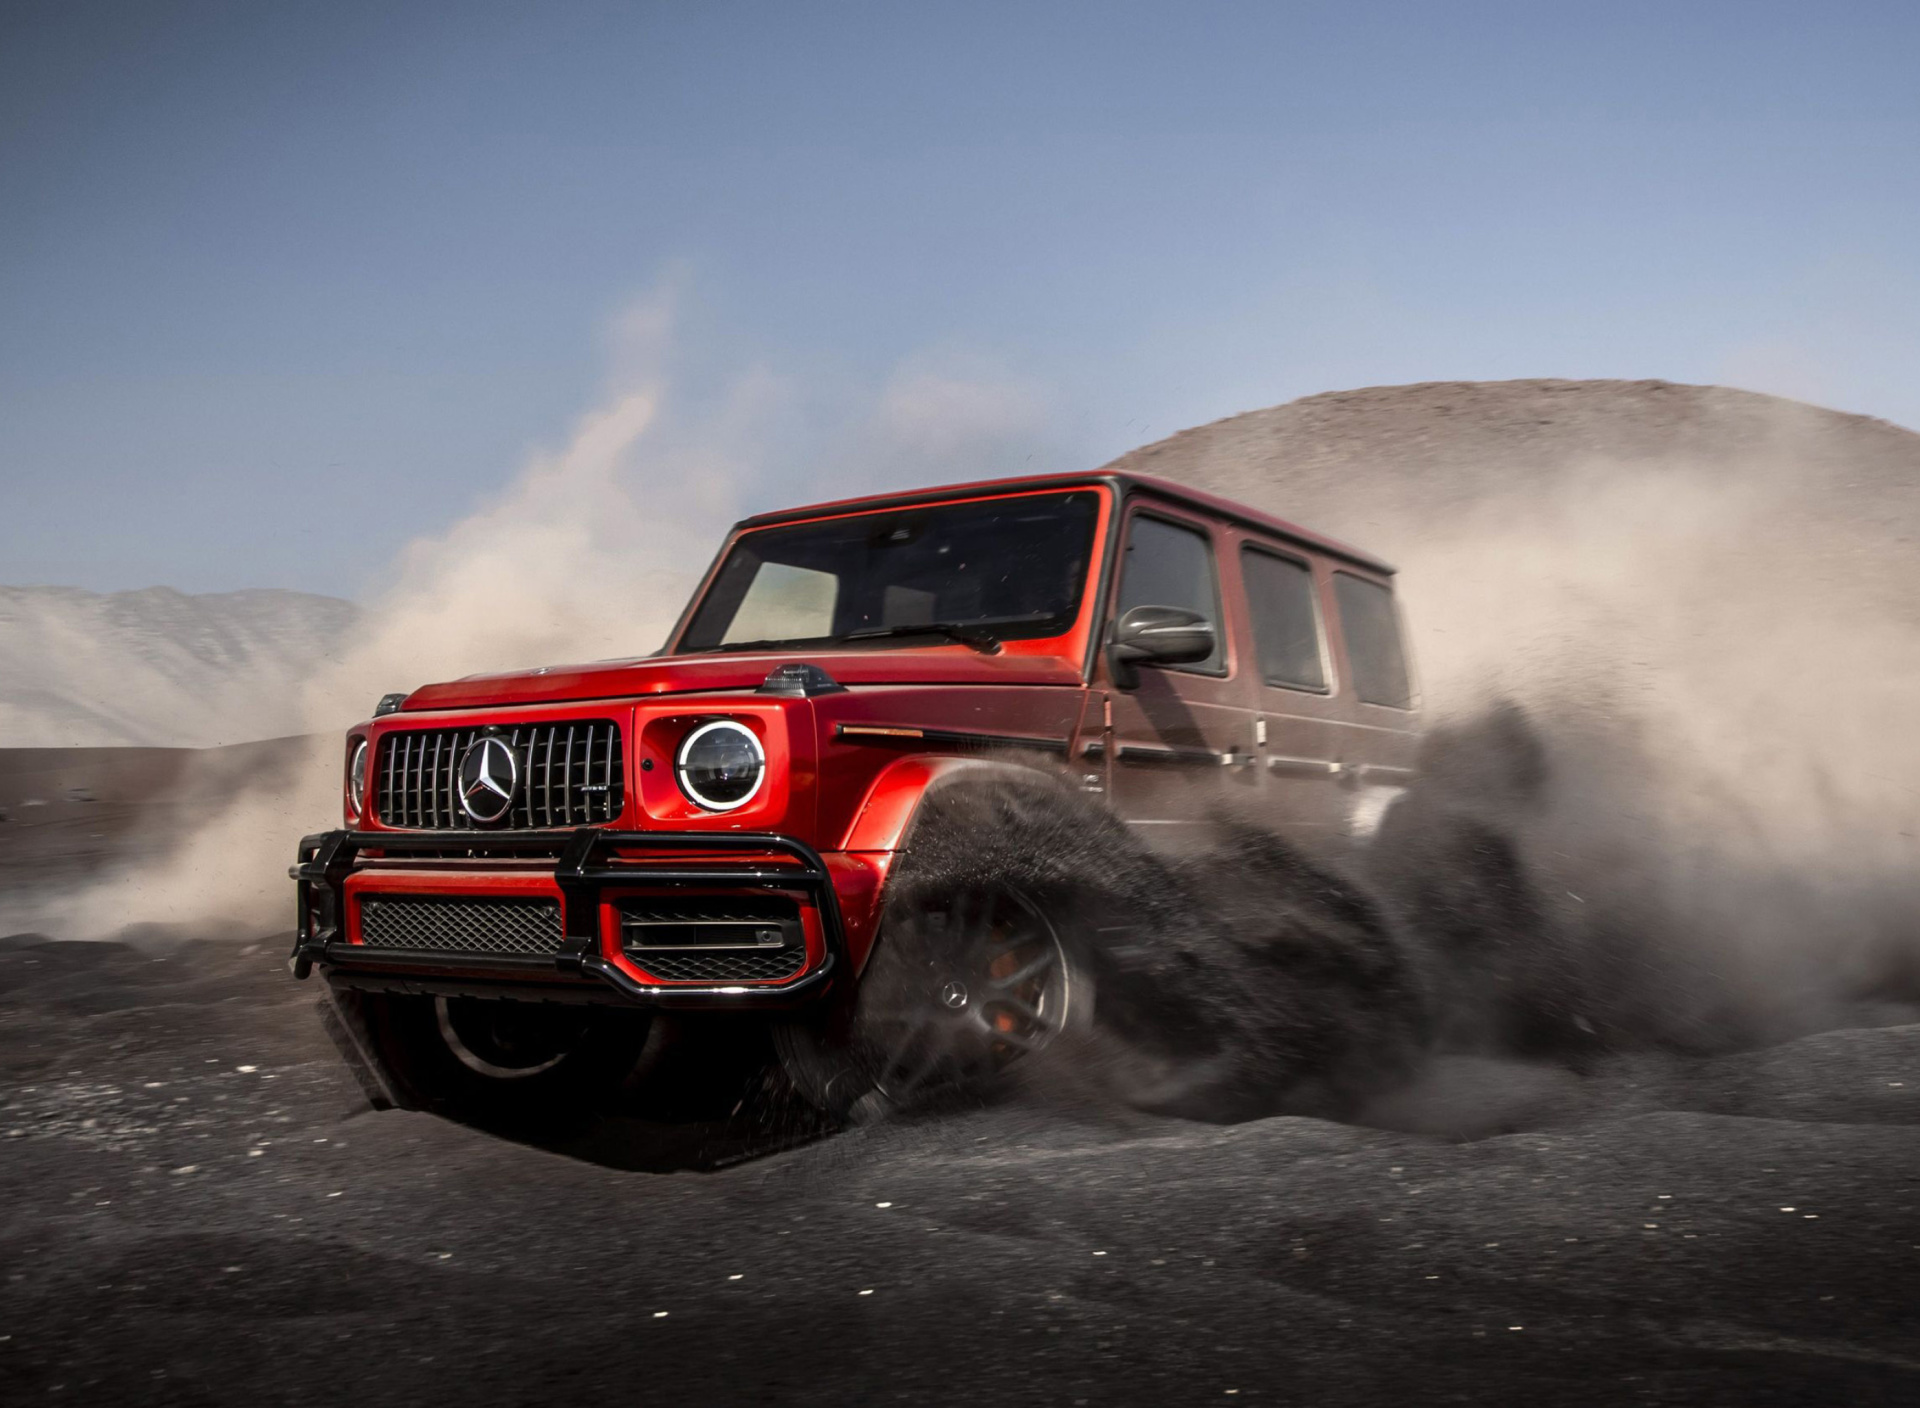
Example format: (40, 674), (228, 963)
(1241, 546), (1327, 691)
(1333, 572), (1412, 708)
(679, 491), (1101, 652)
(1114, 512), (1225, 674)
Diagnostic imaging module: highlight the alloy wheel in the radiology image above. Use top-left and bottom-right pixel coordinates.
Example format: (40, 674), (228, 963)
(854, 884), (1075, 1108)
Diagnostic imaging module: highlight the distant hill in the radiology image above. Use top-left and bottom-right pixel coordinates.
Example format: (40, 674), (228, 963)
(1104, 378), (1920, 578)
(0, 586), (358, 747)
(1103, 378), (1920, 701)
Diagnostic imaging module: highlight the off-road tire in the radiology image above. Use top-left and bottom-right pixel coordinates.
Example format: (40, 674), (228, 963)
(776, 779), (1098, 1119)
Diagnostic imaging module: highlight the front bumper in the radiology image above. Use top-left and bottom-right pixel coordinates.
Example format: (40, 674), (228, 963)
(288, 828), (849, 1007)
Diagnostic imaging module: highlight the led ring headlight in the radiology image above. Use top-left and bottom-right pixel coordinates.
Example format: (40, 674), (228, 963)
(347, 739), (370, 818)
(675, 719), (766, 812)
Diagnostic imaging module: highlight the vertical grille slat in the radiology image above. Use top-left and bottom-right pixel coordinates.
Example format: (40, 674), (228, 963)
(512, 728), (529, 830)
(564, 724), (579, 826)
(437, 730), (460, 827)
(382, 729), (397, 822)
(603, 721), (620, 816)
(582, 725), (592, 827)
(579, 724), (593, 829)
(373, 720), (624, 831)
(405, 729), (420, 829)
(541, 727), (556, 830)
(413, 733), (427, 830)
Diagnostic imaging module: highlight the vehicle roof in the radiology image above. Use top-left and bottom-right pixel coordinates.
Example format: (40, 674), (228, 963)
(734, 470), (1396, 575)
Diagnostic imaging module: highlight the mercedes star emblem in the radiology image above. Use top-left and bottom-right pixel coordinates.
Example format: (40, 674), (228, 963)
(457, 736), (518, 823)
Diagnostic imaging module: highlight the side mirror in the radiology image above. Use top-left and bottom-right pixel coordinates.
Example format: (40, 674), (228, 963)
(1107, 605), (1216, 689)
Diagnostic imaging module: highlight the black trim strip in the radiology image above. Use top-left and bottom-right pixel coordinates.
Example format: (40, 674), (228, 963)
(1116, 743), (1225, 766)
(834, 723), (1070, 755)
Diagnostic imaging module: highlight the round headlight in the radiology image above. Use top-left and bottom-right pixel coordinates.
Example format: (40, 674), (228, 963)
(675, 719), (765, 812)
(347, 739), (369, 819)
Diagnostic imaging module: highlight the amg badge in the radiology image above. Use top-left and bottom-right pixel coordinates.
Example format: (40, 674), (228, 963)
(457, 736), (518, 823)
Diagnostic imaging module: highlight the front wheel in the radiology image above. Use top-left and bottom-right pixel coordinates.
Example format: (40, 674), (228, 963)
(777, 881), (1089, 1118)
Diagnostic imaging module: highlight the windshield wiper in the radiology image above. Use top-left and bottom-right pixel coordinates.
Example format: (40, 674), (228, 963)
(837, 621), (1005, 654)
(705, 636), (835, 654)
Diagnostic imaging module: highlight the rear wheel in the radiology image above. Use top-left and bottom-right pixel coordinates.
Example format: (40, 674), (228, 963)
(777, 880), (1087, 1118)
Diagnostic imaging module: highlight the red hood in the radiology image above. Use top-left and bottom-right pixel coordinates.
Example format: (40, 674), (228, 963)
(401, 648), (1084, 712)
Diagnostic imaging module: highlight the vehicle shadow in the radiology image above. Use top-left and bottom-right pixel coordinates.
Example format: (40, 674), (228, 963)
(503, 1015), (843, 1173)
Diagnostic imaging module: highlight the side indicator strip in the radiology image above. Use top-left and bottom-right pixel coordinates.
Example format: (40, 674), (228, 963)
(835, 723), (1069, 754)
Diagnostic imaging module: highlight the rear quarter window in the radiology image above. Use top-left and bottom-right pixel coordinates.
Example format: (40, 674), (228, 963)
(1332, 572), (1412, 708)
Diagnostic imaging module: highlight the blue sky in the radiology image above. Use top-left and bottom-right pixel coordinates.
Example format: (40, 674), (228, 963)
(3, 1), (1917, 597)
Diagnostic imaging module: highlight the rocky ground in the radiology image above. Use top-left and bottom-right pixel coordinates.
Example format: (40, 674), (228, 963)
(2, 931), (1917, 1407)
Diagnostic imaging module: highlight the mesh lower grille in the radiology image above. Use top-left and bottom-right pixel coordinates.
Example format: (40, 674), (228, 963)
(618, 895), (807, 982)
(632, 948), (808, 982)
(358, 895), (562, 957)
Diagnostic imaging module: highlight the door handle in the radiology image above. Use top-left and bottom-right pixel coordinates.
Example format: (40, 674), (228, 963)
(1266, 755), (1341, 776)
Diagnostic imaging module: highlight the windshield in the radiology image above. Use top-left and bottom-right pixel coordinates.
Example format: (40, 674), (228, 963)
(679, 490), (1102, 653)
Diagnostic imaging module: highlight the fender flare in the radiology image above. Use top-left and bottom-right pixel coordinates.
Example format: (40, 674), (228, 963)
(839, 754), (1070, 856)
(833, 753), (1078, 977)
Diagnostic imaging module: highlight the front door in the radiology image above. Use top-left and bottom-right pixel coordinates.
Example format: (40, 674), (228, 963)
(1101, 502), (1259, 852)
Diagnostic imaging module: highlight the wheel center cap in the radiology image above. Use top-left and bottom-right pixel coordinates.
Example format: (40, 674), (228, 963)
(939, 980), (970, 1011)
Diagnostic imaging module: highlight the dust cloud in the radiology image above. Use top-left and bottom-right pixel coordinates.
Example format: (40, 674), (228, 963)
(53, 377), (730, 942)
(1123, 382), (1920, 1060)
(38, 296), (1054, 944)
(1379, 460), (1920, 1047)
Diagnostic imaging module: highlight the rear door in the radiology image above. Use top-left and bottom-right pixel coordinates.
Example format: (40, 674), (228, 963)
(1100, 500), (1260, 850)
(1231, 534), (1355, 841)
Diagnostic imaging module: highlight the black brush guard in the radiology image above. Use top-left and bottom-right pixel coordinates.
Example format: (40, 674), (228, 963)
(288, 828), (847, 1006)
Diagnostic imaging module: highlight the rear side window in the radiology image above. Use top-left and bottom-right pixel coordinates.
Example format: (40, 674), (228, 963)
(1333, 573), (1411, 708)
(1115, 513), (1225, 674)
(1240, 546), (1327, 691)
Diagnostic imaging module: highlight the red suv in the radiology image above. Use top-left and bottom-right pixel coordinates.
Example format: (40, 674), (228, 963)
(292, 472), (1417, 1120)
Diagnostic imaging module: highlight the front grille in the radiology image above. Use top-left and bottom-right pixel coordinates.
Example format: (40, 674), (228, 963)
(619, 896), (807, 983)
(375, 721), (623, 830)
(358, 895), (563, 957)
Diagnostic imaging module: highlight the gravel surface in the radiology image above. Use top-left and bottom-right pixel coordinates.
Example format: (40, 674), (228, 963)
(2, 935), (1917, 1407)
